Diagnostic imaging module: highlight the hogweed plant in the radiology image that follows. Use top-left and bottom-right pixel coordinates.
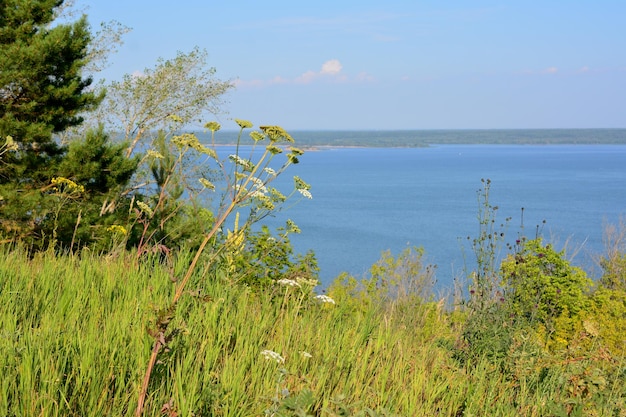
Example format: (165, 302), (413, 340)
(135, 120), (311, 416)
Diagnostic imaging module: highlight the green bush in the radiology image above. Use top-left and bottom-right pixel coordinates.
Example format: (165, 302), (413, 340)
(500, 238), (593, 349)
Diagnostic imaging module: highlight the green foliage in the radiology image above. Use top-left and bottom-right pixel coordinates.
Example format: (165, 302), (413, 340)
(587, 287), (626, 356)
(0, 0), (102, 146)
(0, 127), (138, 250)
(219, 223), (319, 287)
(328, 246), (435, 311)
(501, 238), (593, 331)
(94, 47), (233, 157)
(598, 219), (626, 291)
(0, 1), (130, 250)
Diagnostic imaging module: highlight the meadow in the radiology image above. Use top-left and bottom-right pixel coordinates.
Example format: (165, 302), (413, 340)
(1, 238), (625, 416)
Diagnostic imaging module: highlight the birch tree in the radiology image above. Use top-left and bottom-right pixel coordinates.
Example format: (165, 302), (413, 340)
(95, 47), (234, 157)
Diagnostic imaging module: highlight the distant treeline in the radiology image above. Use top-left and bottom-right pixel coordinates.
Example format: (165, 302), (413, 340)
(194, 128), (626, 147)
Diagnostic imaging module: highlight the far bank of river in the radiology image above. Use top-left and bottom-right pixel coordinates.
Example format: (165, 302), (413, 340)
(196, 128), (626, 148)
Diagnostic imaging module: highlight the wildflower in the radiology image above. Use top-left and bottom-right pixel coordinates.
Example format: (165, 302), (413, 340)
(171, 133), (196, 148)
(136, 201), (153, 217)
(168, 114), (183, 124)
(249, 176), (267, 194)
(298, 189), (313, 199)
(234, 118), (253, 129)
(255, 194), (275, 210)
(293, 176), (310, 191)
(269, 188), (286, 203)
(296, 277), (319, 287)
(285, 219), (300, 234)
(229, 154), (255, 171)
(263, 167), (277, 177)
(249, 189), (266, 198)
(287, 153), (300, 164)
(300, 351), (313, 359)
(205, 121), (221, 132)
(4, 136), (18, 152)
(51, 177), (85, 193)
(146, 149), (164, 159)
(233, 184), (248, 195)
(289, 147), (304, 156)
(260, 125), (294, 143)
(195, 144), (218, 159)
(266, 144), (283, 155)
(314, 295), (336, 305)
(199, 178), (215, 191)
(260, 349), (285, 364)
(249, 131), (265, 142)
(106, 225), (127, 235)
(277, 278), (300, 287)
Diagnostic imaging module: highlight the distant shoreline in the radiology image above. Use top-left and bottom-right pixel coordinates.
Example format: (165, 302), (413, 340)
(194, 128), (626, 148)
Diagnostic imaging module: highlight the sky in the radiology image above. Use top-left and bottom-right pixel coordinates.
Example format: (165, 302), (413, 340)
(78, 0), (626, 130)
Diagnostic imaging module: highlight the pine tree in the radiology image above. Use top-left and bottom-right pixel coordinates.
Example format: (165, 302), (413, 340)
(0, 0), (101, 148)
(0, 1), (120, 248)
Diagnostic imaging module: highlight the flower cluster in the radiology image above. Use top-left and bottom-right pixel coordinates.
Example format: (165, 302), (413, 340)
(293, 176), (313, 199)
(314, 295), (336, 305)
(204, 121), (221, 132)
(2, 135), (18, 152)
(172, 133), (217, 159)
(228, 154), (255, 172)
(259, 125), (294, 143)
(106, 225), (128, 235)
(250, 131), (265, 142)
(260, 349), (285, 364)
(198, 178), (215, 191)
(234, 118), (253, 129)
(135, 201), (153, 217)
(285, 219), (301, 234)
(51, 177), (84, 194)
(146, 149), (164, 159)
(298, 189), (313, 199)
(277, 278), (300, 287)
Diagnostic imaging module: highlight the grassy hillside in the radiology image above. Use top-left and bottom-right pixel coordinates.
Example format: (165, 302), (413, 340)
(1, 246), (624, 416)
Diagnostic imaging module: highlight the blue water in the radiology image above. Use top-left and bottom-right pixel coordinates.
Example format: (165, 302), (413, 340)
(250, 144), (626, 289)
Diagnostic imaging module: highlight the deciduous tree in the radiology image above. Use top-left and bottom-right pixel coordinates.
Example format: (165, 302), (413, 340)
(93, 47), (234, 157)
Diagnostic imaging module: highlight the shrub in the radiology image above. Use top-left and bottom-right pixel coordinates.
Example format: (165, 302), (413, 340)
(500, 238), (593, 348)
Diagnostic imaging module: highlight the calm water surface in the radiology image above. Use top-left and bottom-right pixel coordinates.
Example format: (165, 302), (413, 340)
(261, 145), (626, 289)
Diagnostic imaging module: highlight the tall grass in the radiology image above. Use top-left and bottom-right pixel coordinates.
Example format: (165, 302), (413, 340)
(1, 246), (624, 416)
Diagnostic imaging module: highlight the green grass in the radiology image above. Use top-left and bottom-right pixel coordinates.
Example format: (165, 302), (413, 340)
(0, 247), (624, 416)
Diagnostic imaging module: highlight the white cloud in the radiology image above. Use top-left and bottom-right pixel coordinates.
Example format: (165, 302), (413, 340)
(543, 67), (559, 74)
(296, 59), (344, 84)
(321, 59), (343, 75)
(295, 70), (319, 84)
(236, 59), (375, 88)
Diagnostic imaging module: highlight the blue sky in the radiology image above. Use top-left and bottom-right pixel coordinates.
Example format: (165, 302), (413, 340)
(80, 1), (626, 130)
